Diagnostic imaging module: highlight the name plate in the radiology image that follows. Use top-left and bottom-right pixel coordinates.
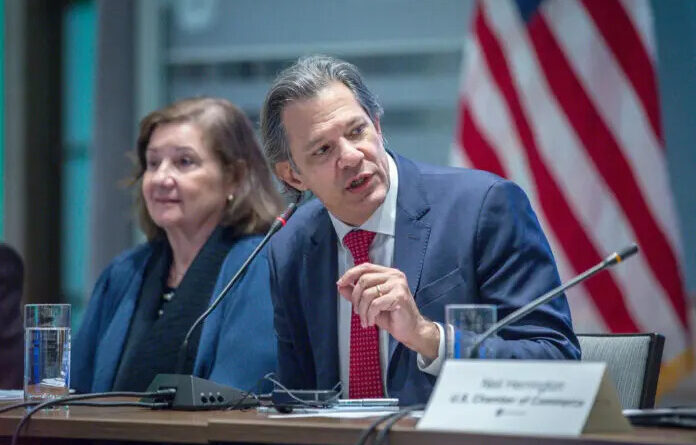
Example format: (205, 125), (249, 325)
(417, 360), (631, 436)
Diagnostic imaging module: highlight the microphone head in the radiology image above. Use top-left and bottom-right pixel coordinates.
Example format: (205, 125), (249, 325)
(270, 202), (299, 234)
(275, 202), (297, 228)
(606, 243), (639, 265)
(279, 202), (297, 222)
(617, 243), (639, 261)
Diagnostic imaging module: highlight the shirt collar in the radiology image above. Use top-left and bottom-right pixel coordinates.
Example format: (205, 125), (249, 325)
(329, 153), (398, 244)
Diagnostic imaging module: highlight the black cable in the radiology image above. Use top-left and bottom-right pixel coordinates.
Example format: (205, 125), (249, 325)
(64, 401), (170, 408)
(0, 401), (35, 415)
(0, 399), (167, 415)
(10, 389), (175, 445)
(355, 411), (404, 445)
(225, 371), (331, 412)
(226, 376), (265, 411)
(373, 405), (425, 445)
(354, 405), (424, 445)
(264, 373), (342, 409)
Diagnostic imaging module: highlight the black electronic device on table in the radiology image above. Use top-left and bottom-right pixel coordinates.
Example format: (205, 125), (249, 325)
(142, 374), (258, 410)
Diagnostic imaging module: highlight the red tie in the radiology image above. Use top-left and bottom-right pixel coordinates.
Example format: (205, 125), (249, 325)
(343, 230), (384, 398)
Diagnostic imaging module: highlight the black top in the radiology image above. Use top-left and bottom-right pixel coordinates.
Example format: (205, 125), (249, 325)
(111, 226), (236, 391)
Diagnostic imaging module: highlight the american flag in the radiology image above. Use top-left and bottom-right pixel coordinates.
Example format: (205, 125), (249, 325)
(452, 0), (692, 391)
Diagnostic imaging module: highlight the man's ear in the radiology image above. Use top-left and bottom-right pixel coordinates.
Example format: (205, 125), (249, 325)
(275, 161), (308, 191)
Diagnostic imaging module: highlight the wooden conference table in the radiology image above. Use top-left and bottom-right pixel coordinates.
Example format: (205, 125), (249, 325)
(1, 399), (695, 445)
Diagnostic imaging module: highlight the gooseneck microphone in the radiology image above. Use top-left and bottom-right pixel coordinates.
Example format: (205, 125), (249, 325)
(467, 243), (639, 358)
(176, 202), (298, 372)
(141, 202), (297, 410)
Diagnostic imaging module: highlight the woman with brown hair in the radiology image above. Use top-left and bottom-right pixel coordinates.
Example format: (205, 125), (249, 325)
(73, 97), (283, 393)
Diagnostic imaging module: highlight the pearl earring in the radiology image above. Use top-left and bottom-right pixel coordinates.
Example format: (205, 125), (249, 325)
(227, 194), (234, 202)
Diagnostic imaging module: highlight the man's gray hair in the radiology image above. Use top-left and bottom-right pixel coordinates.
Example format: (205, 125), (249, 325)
(260, 55), (384, 173)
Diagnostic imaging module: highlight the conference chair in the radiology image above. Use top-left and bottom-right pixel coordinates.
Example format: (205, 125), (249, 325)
(577, 333), (664, 409)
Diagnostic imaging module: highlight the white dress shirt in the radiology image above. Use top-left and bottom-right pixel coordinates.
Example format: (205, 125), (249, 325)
(328, 154), (447, 397)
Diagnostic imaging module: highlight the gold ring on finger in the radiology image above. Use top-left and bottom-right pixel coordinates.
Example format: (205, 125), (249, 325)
(376, 284), (383, 298)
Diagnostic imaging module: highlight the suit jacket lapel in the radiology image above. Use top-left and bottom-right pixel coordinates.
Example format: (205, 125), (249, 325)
(301, 207), (340, 388)
(389, 154), (432, 363)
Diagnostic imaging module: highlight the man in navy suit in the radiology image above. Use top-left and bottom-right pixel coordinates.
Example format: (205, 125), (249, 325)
(260, 55), (580, 405)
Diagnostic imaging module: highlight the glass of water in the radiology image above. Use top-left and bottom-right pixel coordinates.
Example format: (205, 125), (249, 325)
(24, 304), (71, 402)
(445, 304), (497, 359)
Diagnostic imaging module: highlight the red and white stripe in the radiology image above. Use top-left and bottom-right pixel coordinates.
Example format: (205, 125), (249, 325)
(453, 0), (690, 364)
